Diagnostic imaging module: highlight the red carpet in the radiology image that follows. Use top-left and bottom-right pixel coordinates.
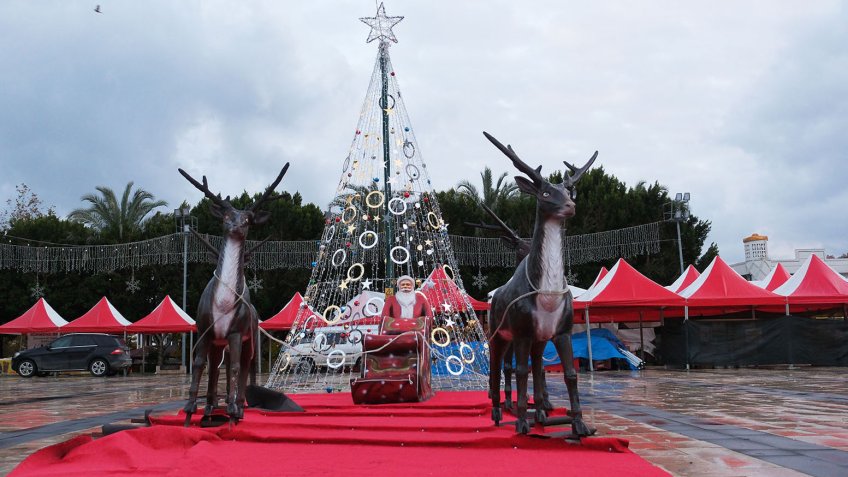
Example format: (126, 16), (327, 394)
(12, 391), (670, 477)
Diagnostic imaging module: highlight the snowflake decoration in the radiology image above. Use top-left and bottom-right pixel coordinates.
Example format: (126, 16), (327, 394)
(30, 283), (45, 299)
(248, 276), (263, 293)
(566, 270), (579, 286)
(126, 276), (141, 294)
(472, 270), (488, 289)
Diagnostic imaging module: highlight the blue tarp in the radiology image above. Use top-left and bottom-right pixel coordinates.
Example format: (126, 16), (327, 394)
(431, 329), (636, 375)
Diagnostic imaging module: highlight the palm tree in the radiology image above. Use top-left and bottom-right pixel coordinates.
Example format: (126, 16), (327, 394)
(456, 167), (518, 212)
(68, 182), (167, 241)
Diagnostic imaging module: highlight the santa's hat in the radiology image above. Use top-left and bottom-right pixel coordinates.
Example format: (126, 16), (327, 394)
(397, 275), (414, 285)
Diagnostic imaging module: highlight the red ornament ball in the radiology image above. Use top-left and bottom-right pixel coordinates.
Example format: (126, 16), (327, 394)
(346, 242), (352, 248)
(403, 191), (410, 198)
(423, 196), (429, 202)
(335, 217), (341, 223)
(390, 71), (395, 76)
(354, 301), (360, 306)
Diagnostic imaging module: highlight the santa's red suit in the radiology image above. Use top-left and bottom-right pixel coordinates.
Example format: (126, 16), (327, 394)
(381, 291), (433, 320)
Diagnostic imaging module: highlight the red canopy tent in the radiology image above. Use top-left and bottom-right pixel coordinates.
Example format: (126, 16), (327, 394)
(420, 266), (490, 312)
(574, 259), (685, 322)
(666, 265), (700, 293)
(0, 298), (68, 334)
(678, 256), (785, 317)
(63, 297), (131, 334)
(752, 263), (791, 291)
(261, 292), (321, 330)
(772, 254), (848, 313)
(127, 296), (196, 333)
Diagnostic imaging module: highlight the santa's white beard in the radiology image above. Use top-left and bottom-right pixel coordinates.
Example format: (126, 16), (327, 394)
(396, 290), (416, 318)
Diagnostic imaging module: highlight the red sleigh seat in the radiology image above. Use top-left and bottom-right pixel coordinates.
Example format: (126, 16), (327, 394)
(350, 314), (434, 404)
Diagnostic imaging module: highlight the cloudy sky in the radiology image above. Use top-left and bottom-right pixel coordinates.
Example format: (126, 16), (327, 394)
(1, 1), (846, 264)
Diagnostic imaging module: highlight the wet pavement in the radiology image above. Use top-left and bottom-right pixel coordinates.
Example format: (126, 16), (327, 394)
(1, 368), (846, 476)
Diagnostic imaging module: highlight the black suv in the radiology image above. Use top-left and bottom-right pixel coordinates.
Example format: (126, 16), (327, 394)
(12, 333), (132, 377)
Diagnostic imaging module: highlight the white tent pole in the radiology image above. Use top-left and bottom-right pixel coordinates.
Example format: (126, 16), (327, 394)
(684, 306), (689, 370)
(584, 308), (593, 372)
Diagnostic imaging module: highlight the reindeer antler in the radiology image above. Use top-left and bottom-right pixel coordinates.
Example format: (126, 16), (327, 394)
(251, 163), (290, 212)
(563, 151), (598, 188)
(483, 132), (544, 185)
(178, 169), (229, 208)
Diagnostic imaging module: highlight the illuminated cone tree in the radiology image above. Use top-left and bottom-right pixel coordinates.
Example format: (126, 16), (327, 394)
(266, 3), (489, 392)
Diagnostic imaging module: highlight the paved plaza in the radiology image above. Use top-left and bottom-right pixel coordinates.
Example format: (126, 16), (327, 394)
(0, 368), (846, 476)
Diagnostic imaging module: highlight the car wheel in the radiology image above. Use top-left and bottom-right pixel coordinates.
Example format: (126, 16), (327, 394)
(16, 359), (37, 378)
(295, 358), (315, 374)
(89, 358), (109, 377)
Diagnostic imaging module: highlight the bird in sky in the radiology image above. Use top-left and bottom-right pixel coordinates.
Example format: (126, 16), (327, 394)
(94, 5), (101, 13)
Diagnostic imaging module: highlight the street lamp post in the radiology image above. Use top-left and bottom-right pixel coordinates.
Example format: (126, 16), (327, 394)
(664, 192), (691, 275)
(174, 206), (195, 371)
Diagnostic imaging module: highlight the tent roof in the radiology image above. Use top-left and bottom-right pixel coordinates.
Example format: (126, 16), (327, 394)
(127, 296), (196, 333)
(589, 267), (609, 289)
(773, 254), (848, 305)
(0, 298), (68, 334)
(679, 256), (785, 306)
(421, 266), (490, 312)
(261, 292), (319, 330)
(666, 265), (700, 293)
(576, 259), (685, 308)
(64, 297), (131, 334)
(752, 263), (791, 291)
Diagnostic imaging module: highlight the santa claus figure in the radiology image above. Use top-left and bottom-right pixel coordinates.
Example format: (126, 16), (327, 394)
(381, 275), (433, 326)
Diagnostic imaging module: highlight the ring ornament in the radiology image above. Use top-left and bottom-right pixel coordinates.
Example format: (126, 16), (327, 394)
(431, 327), (451, 347)
(359, 230), (378, 249)
(341, 206), (357, 224)
(331, 249), (347, 267)
(390, 246), (410, 265)
(459, 342), (475, 364)
(323, 305), (342, 324)
(365, 191), (385, 209)
(346, 263), (365, 282)
(388, 197), (407, 215)
(445, 355), (464, 376)
(326, 350), (346, 369)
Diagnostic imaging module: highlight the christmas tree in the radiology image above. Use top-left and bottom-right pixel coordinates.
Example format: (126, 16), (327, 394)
(266, 3), (489, 392)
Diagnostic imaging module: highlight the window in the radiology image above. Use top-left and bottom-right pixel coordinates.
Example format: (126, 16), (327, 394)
(70, 335), (97, 346)
(50, 336), (73, 348)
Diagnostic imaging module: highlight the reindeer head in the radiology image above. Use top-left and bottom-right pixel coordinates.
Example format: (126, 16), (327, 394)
(178, 164), (290, 239)
(483, 132), (596, 220)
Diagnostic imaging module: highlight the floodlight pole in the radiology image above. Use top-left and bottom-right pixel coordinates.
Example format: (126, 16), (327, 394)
(665, 193), (691, 275)
(175, 207), (192, 372)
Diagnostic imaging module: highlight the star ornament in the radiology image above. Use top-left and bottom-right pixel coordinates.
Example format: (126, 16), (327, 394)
(360, 2), (404, 44)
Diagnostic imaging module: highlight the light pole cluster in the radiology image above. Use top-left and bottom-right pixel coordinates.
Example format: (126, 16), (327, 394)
(664, 193), (691, 275)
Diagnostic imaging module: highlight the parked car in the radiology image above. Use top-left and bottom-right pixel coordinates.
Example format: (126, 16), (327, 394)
(289, 325), (378, 374)
(11, 333), (132, 377)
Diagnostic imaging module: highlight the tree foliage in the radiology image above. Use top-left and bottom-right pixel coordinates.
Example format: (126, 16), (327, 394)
(67, 182), (167, 242)
(1, 167), (717, 353)
(0, 183), (55, 229)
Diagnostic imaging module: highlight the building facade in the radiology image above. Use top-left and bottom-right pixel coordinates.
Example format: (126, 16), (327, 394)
(730, 233), (848, 280)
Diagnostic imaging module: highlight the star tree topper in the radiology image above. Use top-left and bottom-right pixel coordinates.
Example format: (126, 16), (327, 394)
(360, 2), (403, 44)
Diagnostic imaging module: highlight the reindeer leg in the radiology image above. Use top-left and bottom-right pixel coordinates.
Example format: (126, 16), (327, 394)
(226, 333), (243, 422)
(236, 336), (254, 418)
(488, 334), (508, 426)
(184, 336), (210, 426)
(552, 332), (596, 437)
(513, 338), (532, 434)
(530, 341), (548, 426)
(204, 346), (224, 417)
(502, 343), (514, 411)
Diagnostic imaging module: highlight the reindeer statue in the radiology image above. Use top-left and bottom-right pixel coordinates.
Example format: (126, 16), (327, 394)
(484, 131), (596, 436)
(180, 163), (289, 425)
